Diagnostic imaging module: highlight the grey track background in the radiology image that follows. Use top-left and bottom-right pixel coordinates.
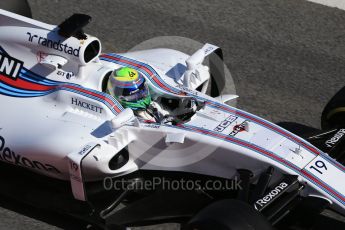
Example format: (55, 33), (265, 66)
(1, 0), (345, 229)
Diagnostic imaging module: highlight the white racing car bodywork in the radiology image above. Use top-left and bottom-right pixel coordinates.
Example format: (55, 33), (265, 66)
(0, 9), (345, 216)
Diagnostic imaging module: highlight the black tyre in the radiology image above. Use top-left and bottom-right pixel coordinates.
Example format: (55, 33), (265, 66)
(209, 48), (226, 97)
(185, 199), (273, 230)
(0, 0), (32, 18)
(321, 86), (345, 129)
(196, 48), (225, 97)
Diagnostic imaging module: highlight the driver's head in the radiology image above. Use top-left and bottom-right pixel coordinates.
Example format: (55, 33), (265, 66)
(107, 67), (151, 110)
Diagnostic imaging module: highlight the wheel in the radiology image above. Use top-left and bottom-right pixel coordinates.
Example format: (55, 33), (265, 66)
(196, 73), (222, 97)
(321, 86), (345, 129)
(185, 199), (273, 230)
(0, 0), (32, 18)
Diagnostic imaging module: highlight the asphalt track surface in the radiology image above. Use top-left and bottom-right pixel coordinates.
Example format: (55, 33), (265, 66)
(1, 0), (345, 229)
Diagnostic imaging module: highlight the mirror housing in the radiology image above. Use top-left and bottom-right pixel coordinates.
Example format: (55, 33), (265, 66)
(111, 108), (137, 129)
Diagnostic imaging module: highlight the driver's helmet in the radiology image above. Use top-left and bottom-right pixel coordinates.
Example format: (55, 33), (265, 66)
(107, 67), (151, 110)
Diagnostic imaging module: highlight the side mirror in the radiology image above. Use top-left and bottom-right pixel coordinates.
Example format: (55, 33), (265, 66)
(214, 94), (239, 103)
(111, 108), (138, 129)
(183, 43), (220, 88)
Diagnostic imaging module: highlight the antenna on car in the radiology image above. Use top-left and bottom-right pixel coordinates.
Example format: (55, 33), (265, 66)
(58, 14), (91, 40)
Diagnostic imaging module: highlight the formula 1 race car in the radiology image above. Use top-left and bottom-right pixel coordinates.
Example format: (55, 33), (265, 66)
(1, 7), (345, 230)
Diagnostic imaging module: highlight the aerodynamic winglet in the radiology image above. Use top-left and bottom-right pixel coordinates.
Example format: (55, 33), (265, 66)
(58, 14), (91, 39)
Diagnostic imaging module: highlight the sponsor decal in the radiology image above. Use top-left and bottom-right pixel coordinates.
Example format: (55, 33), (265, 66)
(325, 129), (345, 148)
(214, 115), (238, 132)
(0, 52), (23, 80)
(204, 46), (216, 55)
(71, 97), (103, 114)
(210, 109), (222, 115)
(144, 124), (160, 129)
(36, 52), (75, 79)
(229, 120), (247, 136)
(68, 143), (99, 201)
(57, 70), (75, 79)
(175, 84), (198, 96)
(254, 182), (288, 210)
(0, 136), (61, 174)
(78, 144), (92, 155)
(27, 32), (80, 57)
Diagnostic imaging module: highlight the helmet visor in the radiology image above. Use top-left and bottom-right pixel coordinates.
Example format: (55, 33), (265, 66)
(114, 81), (150, 102)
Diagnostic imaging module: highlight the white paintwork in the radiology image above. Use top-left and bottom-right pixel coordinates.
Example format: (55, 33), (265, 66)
(214, 94), (239, 103)
(111, 108), (136, 129)
(68, 142), (100, 201)
(307, 0), (345, 10)
(1, 9), (345, 214)
(39, 54), (68, 70)
(183, 43), (218, 88)
(165, 132), (186, 144)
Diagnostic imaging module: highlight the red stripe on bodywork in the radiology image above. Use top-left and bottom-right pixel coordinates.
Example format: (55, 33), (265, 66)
(179, 124), (345, 203)
(0, 74), (56, 91)
(301, 170), (345, 202)
(206, 102), (320, 156)
(64, 85), (122, 113)
(0, 73), (122, 114)
(103, 53), (321, 156)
